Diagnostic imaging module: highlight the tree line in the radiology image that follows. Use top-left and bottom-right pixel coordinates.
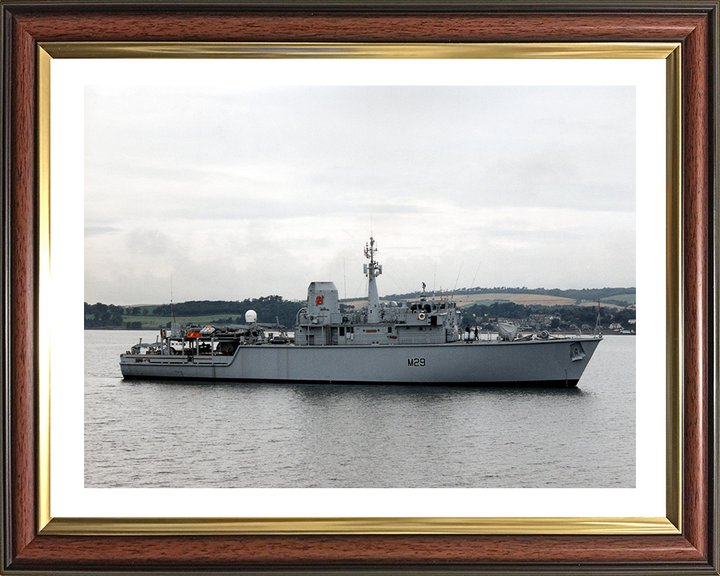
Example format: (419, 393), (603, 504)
(84, 302), (126, 328)
(385, 286), (636, 306)
(84, 297), (304, 329)
(86, 297), (635, 331)
(149, 295), (302, 327)
(461, 301), (636, 331)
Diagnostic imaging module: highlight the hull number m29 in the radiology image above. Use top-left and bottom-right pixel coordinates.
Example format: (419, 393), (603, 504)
(408, 358), (426, 367)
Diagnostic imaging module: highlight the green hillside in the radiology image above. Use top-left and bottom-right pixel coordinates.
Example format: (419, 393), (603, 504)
(85, 286), (637, 332)
(600, 293), (636, 305)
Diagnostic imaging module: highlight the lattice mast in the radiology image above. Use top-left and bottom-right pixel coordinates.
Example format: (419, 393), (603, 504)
(363, 237), (383, 323)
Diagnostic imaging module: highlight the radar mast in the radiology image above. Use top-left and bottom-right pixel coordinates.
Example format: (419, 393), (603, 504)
(363, 237), (382, 323)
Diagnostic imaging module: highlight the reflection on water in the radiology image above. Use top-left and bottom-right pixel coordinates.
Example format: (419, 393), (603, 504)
(86, 331), (634, 488)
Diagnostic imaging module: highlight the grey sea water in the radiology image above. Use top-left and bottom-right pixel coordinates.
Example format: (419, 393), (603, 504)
(85, 330), (635, 488)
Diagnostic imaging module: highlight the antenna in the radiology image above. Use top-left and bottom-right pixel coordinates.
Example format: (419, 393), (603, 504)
(470, 262), (482, 291)
(452, 260), (464, 300)
(432, 259), (437, 301)
(170, 275), (176, 323)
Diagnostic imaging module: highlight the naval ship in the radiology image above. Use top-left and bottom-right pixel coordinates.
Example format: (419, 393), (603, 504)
(120, 237), (602, 387)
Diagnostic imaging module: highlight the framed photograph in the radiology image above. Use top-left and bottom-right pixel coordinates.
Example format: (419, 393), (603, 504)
(2, 1), (717, 574)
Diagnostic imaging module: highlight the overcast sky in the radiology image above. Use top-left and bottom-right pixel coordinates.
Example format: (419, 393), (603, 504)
(85, 85), (635, 305)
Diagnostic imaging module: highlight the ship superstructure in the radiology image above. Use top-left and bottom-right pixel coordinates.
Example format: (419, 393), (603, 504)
(295, 238), (462, 347)
(120, 237), (601, 387)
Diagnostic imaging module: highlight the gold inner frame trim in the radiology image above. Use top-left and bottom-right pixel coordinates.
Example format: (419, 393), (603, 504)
(43, 516), (677, 536)
(36, 41), (682, 537)
(41, 41), (678, 59)
(664, 45), (682, 532)
(37, 46), (52, 532)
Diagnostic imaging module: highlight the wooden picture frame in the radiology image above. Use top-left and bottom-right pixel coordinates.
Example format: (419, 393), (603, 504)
(1, 1), (717, 573)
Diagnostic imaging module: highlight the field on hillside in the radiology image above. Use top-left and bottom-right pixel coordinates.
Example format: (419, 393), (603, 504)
(102, 314), (262, 331)
(453, 293), (577, 307)
(601, 293), (636, 305)
(342, 293), (577, 309)
(578, 299), (629, 310)
(97, 290), (634, 330)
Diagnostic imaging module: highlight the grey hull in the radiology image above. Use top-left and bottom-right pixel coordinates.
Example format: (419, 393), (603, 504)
(120, 337), (601, 387)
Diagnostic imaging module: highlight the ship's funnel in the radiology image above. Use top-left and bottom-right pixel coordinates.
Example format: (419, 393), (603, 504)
(307, 282), (339, 313)
(306, 282), (340, 325)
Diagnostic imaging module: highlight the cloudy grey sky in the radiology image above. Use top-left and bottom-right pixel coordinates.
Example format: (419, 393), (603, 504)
(85, 85), (635, 305)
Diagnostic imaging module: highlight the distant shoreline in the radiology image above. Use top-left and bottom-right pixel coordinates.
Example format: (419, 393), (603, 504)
(86, 288), (636, 333)
(84, 327), (635, 336)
